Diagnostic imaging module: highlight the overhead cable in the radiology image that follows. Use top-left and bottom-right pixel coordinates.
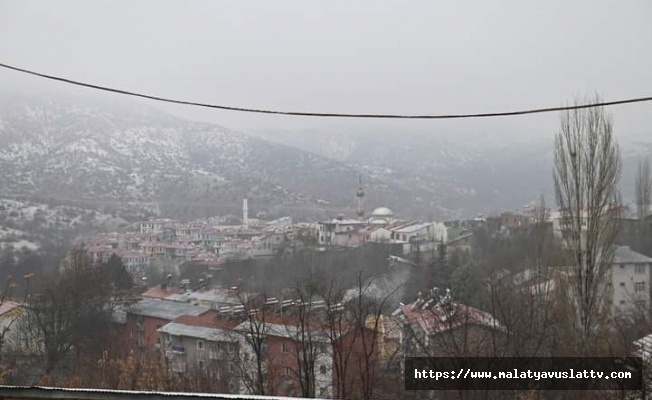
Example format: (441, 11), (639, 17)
(1, 62), (651, 119)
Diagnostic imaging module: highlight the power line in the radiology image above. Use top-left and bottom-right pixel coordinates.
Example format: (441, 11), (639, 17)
(2, 61), (651, 119)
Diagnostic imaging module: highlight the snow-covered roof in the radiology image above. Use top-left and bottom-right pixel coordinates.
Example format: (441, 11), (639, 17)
(127, 297), (209, 320)
(0, 301), (21, 316)
(614, 246), (652, 264)
(397, 301), (504, 335)
(158, 322), (234, 342)
(320, 218), (365, 225)
(392, 222), (432, 234)
(634, 333), (652, 360)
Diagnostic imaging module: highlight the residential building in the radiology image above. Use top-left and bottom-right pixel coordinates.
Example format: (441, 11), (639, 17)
(393, 288), (506, 358)
(165, 288), (247, 310)
(521, 246), (652, 320)
(446, 230), (474, 265)
(87, 245), (115, 264)
(158, 311), (241, 391)
(122, 297), (209, 354)
(139, 219), (177, 234)
(364, 226), (392, 243)
(500, 211), (529, 230)
(115, 250), (150, 280)
(611, 245), (652, 315)
(317, 217), (366, 247)
(333, 314), (403, 399)
(390, 222), (445, 258)
(232, 315), (333, 398)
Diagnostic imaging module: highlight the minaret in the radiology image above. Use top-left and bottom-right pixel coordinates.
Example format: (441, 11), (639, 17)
(243, 194), (249, 226)
(356, 175), (365, 219)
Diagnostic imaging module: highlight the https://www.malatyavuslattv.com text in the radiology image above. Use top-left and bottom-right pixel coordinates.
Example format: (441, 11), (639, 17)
(404, 357), (643, 390)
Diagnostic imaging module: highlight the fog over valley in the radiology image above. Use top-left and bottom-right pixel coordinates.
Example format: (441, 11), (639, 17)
(1, 1), (652, 398)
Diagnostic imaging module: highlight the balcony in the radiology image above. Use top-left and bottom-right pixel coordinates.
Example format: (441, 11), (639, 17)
(171, 344), (185, 354)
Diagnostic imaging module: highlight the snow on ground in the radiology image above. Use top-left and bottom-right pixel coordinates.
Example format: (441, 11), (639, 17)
(1, 239), (39, 251)
(0, 226), (25, 237)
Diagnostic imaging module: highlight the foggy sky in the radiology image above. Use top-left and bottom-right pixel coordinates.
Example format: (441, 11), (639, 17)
(2, 0), (651, 143)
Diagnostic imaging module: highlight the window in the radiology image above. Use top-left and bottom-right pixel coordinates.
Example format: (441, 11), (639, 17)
(620, 282), (626, 287)
(197, 340), (204, 350)
(285, 367), (292, 376)
(635, 282), (646, 293)
(636, 265), (646, 274)
(172, 361), (186, 373)
(320, 365), (327, 374)
(281, 343), (289, 353)
(198, 360), (205, 370)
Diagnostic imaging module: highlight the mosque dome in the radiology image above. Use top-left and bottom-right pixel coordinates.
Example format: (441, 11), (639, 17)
(371, 207), (394, 217)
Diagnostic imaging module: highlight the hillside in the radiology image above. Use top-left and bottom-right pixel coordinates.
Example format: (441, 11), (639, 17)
(0, 93), (428, 222)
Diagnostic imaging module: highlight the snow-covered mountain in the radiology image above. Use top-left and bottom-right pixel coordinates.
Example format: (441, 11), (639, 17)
(252, 127), (559, 217)
(6, 92), (646, 223)
(0, 93), (359, 220)
(3, 92), (459, 221)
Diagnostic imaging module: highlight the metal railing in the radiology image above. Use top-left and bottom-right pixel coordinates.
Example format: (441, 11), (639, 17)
(0, 386), (325, 400)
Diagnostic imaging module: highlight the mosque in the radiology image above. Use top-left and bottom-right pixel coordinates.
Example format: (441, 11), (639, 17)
(316, 178), (446, 254)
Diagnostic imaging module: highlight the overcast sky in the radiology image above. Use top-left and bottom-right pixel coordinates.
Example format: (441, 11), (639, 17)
(2, 0), (651, 142)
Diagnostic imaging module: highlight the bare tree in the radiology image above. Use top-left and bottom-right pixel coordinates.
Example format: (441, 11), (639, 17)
(18, 247), (134, 377)
(635, 158), (652, 255)
(319, 279), (351, 400)
(229, 290), (274, 396)
(0, 275), (29, 384)
(323, 272), (403, 400)
(636, 158), (652, 222)
(553, 95), (622, 353)
(286, 278), (328, 398)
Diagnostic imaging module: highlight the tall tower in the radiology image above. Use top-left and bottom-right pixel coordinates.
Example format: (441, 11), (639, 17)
(243, 194), (249, 226)
(356, 175), (365, 219)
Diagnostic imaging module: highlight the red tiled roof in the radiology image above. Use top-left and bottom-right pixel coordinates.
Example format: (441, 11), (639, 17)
(399, 302), (501, 335)
(252, 312), (331, 332)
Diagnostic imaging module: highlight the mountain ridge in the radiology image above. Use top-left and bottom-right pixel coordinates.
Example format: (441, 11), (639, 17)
(0, 92), (444, 221)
